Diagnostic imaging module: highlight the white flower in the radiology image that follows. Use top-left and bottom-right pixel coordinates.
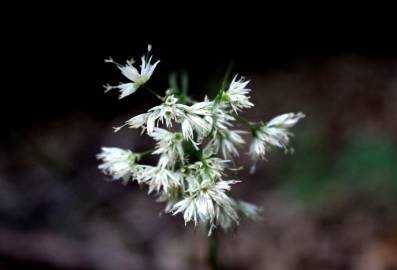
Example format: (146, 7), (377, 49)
(201, 102), (242, 158)
(223, 75), (253, 112)
(249, 112), (305, 160)
(188, 156), (229, 180)
(181, 115), (211, 141)
(205, 129), (246, 159)
(181, 118), (194, 140)
(204, 102), (235, 131)
(97, 147), (139, 181)
(267, 112), (305, 128)
(179, 101), (213, 140)
(185, 101), (214, 116)
(104, 46), (160, 99)
(171, 178), (239, 235)
(122, 97), (213, 139)
(112, 112), (149, 133)
(137, 166), (181, 194)
(123, 95), (185, 134)
(146, 95), (187, 133)
(125, 113), (149, 130)
(262, 112), (305, 149)
(180, 115), (211, 141)
(249, 137), (266, 160)
(150, 128), (185, 169)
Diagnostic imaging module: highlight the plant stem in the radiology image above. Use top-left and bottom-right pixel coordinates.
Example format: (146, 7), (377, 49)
(221, 62), (234, 91)
(235, 114), (256, 128)
(137, 149), (154, 158)
(208, 229), (221, 270)
(144, 86), (164, 101)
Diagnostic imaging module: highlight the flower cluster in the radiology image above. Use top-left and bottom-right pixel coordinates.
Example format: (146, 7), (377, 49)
(97, 45), (305, 235)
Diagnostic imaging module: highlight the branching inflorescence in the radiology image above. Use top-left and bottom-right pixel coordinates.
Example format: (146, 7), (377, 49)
(97, 45), (305, 235)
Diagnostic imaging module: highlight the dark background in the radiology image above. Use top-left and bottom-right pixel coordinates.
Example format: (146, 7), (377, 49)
(5, 8), (397, 128)
(2, 7), (397, 270)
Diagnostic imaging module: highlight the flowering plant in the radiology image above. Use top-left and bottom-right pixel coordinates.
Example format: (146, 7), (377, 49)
(98, 45), (305, 235)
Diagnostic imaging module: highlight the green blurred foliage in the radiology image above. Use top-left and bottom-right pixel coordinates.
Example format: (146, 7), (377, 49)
(283, 125), (397, 207)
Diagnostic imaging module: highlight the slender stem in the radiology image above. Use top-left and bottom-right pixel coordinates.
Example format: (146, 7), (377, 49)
(200, 157), (215, 182)
(181, 95), (196, 105)
(221, 62), (234, 91)
(208, 229), (220, 270)
(137, 149), (154, 158)
(143, 85), (164, 101)
(214, 62), (235, 105)
(235, 114), (256, 129)
(181, 71), (189, 97)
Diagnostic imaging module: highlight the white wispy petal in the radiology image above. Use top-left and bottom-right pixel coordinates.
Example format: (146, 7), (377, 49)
(104, 47), (160, 99)
(267, 112), (305, 128)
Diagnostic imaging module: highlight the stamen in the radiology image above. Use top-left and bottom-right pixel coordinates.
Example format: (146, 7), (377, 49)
(113, 123), (127, 132)
(104, 57), (124, 68)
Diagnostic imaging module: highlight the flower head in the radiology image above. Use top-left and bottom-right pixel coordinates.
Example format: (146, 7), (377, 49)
(188, 156), (229, 180)
(97, 147), (140, 181)
(179, 100), (213, 140)
(171, 178), (239, 235)
(222, 75), (253, 112)
(147, 95), (183, 130)
(121, 95), (183, 134)
(205, 129), (246, 159)
(204, 101), (235, 131)
(249, 112), (305, 160)
(104, 45), (160, 99)
(137, 166), (181, 194)
(249, 137), (267, 160)
(150, 128), (185, 169)
(267, 112), (306, 128)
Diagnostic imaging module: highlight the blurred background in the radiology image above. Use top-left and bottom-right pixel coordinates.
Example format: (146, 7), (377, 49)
(2, 7), (397, 270)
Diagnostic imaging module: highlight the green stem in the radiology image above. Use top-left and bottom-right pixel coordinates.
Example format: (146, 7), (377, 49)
(180, 95), (196, 105)
(144, 86), (164, 101)
(214, 62), (235, 105)
(200, 157), (215, 182)
(221, 62), (234, 92)
(235, 114), (256, 129)
(137, 149), (154, 158)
